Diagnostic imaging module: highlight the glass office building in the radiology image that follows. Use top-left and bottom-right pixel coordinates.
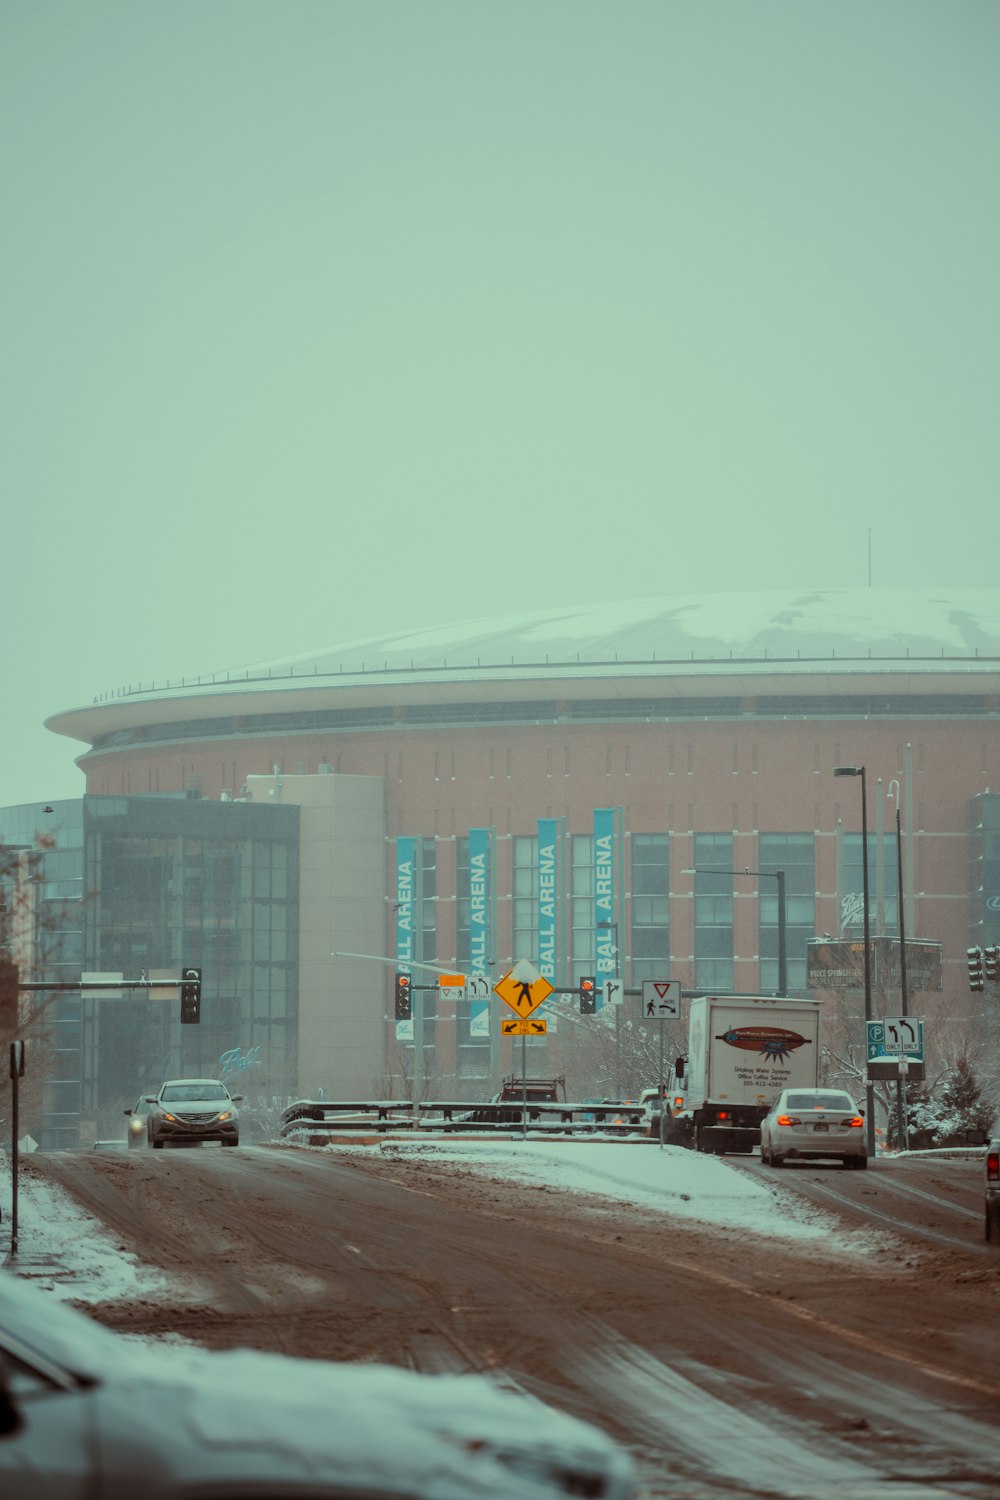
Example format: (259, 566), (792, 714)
(2, 795), (299, 1147)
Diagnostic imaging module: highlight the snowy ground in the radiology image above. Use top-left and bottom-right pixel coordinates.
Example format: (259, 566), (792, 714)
(0, 1136), (873, 1306)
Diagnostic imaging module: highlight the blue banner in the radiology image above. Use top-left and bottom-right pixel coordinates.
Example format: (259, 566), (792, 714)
(536, 819), (559, 982)
(395, 836), (416, 1040)
(468, 828), (491, 1036)
(593, 809), (616, 1000)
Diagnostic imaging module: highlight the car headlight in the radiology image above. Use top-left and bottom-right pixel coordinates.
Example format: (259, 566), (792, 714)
(161, 1111), (179, 1123)
(216, 1110), (236, 1123)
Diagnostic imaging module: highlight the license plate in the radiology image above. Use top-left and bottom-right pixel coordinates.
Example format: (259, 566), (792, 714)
(812, 1122), (828, 1132)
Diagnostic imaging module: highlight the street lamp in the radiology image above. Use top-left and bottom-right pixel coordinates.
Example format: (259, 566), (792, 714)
(833, 765), (876, 1157)
(888, 779), (909, 1150)
(682, 867), (787, 996)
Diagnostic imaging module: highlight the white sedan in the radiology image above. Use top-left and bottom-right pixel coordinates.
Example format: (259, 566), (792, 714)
(760, 1087), (867, 1169)
(0, 1272), (635, 1500)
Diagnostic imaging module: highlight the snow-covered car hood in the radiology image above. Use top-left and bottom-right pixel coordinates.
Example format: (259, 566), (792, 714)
(0, 1274), (635, 1500)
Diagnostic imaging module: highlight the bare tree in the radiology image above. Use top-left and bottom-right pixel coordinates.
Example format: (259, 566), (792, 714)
(0, 834), (64, 1141)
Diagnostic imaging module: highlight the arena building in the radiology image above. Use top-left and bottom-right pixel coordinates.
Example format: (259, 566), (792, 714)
(8, 586), (1000, 1144)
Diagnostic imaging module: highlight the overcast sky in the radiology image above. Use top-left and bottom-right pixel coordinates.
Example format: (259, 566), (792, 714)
(4, 0), (999, 810)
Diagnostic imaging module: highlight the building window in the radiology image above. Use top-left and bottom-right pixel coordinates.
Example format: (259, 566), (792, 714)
(842, 833), (898, 936)
(413, 838), (437, 1037)
(631, 834), (668, 986)
(694, 834), (733, 991)
(420, 838), (437, 967)
(570, 835), (594, 984)
(758, 835), (815, 994)
(512, 835), (537, 966)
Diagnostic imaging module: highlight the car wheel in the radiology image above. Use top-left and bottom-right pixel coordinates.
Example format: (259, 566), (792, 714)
(986, 1203), (1000, 1244)
(222, 1137), (239, 1147)
(852, 1155), (868, 1170)
(152, 1137), (164, 1149)
(771, 1152), (784, 1167)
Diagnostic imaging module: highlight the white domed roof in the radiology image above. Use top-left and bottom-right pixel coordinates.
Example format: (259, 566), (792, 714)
(238, 587), (1000, 677)
(47, 585), (1000, 748)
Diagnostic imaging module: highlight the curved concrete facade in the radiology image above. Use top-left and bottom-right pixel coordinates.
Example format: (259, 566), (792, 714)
(41, 586), (1000, 1102)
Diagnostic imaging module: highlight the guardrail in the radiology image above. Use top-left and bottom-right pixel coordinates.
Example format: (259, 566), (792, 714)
(279, 1099), (650, 1139)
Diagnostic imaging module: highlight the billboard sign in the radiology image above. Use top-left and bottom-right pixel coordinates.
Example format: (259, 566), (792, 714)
(807, 938), (943, 992)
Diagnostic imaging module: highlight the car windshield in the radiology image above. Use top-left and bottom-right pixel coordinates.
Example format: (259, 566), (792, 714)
(161, 1084), (229, 1103)
(785, 1092), (855, 1112)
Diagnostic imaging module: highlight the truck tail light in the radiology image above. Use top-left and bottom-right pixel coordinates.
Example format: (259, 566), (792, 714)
(988, 1150), (999, 1183)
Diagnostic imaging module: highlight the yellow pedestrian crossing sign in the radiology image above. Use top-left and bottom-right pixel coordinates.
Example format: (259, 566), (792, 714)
(494, 958), (554, 1018)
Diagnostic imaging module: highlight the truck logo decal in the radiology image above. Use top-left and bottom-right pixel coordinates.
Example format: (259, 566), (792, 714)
(715, 1026), (812, 1062)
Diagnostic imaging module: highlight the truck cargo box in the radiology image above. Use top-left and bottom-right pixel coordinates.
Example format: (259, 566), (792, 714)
(684, 995), (822, 1154)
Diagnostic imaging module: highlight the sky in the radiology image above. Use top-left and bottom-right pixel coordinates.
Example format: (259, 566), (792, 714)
(4, 1), (1000, 809)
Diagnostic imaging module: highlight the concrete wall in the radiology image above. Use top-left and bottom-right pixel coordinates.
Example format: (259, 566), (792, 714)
(246, 771), (386, 1099)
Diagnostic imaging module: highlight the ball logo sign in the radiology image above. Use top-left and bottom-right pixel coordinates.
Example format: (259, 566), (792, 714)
(715, 1026), (812, 1063)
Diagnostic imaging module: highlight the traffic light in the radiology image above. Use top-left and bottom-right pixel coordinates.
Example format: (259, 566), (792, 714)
(394, 971), (412, 1021)
(180, 967), (201, 1024)
(967, 947), (985, 993)
(985, 946), (1000, 984)
(579, 975), (596, 1014)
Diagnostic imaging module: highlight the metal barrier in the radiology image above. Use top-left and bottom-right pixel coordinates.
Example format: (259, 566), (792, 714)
(279, 1099), (649, 1140)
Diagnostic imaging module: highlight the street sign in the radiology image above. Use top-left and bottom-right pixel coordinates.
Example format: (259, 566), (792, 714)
(467, 975), (491, 1004)
(501, 1016), (548, 1035)
(81, 971), (124, 1000)
(641, 979), (681, 1018)
(867, 1017), (924, 1059)
(438, 973), (467, 1002)
(148, 967), (181, 1001)
(494, 958), (554, 1018)
(880, 1015), (924, 1055)
(866, 1018), (925, 1081)
(604, 979), (623, 1006)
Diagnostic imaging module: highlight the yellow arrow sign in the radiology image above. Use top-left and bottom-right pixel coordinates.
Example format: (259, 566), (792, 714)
(501, 1016), (548, 1035)
(494, 959), (554, 1018)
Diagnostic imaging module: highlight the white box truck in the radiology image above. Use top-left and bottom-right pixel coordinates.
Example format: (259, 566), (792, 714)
(677, 995), (822, 1155)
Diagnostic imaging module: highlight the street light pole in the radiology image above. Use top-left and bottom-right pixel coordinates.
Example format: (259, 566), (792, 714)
(888, 780), (909, 1150)
(774, 869), (787, 998)
(834, 765), (876, 1157)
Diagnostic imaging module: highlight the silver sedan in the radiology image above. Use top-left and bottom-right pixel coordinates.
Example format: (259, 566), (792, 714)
(145, 1078), (241, 1149)
(760, 1087), (867, 1169)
